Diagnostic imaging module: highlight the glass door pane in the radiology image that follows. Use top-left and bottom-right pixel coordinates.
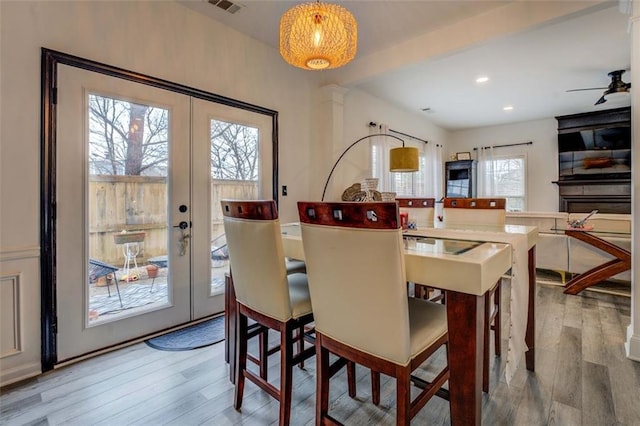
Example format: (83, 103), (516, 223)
(209, 119), (259, 296)
(191, 99), (273, 319)
(87, 94), (170, 324)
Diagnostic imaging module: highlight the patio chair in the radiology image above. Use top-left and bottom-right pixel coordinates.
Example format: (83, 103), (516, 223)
(88, 258), (122, 307)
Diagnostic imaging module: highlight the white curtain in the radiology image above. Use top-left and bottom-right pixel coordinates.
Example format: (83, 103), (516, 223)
(422, 141), (443, 200)
(370, 124), (392, 191)
(477, 146), (496, 196)
(370, 124), (442, 198)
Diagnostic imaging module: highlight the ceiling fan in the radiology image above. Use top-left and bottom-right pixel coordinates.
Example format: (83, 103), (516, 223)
(566, 69), (631, 105)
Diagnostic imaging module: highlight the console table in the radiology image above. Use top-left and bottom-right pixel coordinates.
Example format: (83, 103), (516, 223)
(564, 229), (631, 295)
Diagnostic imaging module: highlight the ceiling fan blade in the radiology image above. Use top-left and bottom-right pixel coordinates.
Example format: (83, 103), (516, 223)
(594, 95), (607, 105)
(566, 87), (608, 92)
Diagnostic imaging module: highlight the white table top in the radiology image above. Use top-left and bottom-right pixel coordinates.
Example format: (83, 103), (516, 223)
(405, 222), (538, 250)
(281, 223), (512, 296)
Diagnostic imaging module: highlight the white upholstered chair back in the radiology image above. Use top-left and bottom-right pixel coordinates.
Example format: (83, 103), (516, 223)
(221, 200), (293, 322)
(443, 197), (506, 226)
(298, 202), (413, 365)
(397, 197), (435, 228)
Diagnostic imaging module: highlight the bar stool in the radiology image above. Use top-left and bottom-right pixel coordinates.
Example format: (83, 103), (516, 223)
(221, 199), (355, 426)
(298, 201), (450, 424)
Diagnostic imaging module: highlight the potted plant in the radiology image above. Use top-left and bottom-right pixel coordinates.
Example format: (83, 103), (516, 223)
(146, 264), (159, 279)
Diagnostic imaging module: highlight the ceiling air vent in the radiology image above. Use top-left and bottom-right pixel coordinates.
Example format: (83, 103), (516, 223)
(208, 0), (243, 14)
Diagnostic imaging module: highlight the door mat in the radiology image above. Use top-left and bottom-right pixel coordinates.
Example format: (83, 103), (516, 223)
(145, 316), (225, 351)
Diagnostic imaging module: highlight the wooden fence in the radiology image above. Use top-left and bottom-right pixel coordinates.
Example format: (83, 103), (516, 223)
(89, 175), (257, 265)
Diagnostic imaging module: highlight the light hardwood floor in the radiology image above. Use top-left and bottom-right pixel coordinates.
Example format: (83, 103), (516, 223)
(1, 281), (639, 425)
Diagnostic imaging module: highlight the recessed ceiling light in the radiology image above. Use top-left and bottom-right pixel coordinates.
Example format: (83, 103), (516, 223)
(503, 105), (514, 111)
(475, 76), (489, 84)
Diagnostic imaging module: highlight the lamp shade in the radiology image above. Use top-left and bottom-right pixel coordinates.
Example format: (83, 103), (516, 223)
(279, 2), (357, 70)
(389, 147), (419, 172)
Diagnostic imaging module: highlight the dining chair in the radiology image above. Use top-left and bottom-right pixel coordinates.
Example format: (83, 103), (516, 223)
(443, 197), (506, 392)
(298, 201), (450, 425)
(221, 200), (354, 426)
(397, 198), (439, 300)
(397, 197), (435, 228)
(221, 199), (317, 426)
(442, 197), (506, 226)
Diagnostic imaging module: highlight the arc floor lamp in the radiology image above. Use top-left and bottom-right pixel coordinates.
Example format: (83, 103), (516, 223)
(320, 133), (419, 201)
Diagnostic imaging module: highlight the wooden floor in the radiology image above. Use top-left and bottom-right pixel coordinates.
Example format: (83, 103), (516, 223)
(2, 281), (639, 426)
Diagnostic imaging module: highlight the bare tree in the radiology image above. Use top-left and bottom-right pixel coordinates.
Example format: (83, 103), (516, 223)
(210, 120), (258, 180)
(88, 95), (168, 176)
(89, 95), (258, 180)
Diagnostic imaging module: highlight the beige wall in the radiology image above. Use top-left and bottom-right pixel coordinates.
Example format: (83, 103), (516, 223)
(449, 118), (559, 211)
(0, 0), (316, 386)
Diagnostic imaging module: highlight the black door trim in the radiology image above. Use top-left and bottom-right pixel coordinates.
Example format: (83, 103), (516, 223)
(40, 48), (279, 371)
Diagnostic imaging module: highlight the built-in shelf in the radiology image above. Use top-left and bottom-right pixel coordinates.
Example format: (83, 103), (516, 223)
(554, 107), (631, 214)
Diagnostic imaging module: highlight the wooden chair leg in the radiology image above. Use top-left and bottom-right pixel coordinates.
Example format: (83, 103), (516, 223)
(396, 367), (411, 426)
(297, 325), (305, 369)
(415, 283), (429, 299)
(279, 324), (294, 426)
(414, 283), (422, 298)
(234, 312), (248, 410)
(347, 361), (356, 398)
(371, 371), (380, 406)
(316, 340), (331, 426)
(259, 328), (268, 379)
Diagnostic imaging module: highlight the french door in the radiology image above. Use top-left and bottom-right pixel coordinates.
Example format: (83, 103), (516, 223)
(191, 98), (273, 318)
(54, 63), (272, 362)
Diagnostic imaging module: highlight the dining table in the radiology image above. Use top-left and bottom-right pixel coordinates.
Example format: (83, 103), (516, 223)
(404, 222), (539, 383)
(225, 222), (519, 425)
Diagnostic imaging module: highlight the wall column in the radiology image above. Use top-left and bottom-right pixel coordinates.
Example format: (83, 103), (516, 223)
(625, 1), (640, 361)
(312, 84), (348, 200)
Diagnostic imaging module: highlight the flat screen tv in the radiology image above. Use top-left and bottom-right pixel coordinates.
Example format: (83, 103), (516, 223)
(558, 125), (631, 180)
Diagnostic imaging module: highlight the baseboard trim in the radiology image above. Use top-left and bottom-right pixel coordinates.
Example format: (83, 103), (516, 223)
(625, 326), (640, 362)
(0, 362), (41, 388)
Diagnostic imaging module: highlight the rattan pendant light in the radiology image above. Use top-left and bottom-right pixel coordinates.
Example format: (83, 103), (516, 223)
(279, 1), (357, 70)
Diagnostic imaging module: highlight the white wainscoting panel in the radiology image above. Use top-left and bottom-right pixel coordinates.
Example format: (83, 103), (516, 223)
(0, 249), (41, 386)
(0, 272), (22, 357)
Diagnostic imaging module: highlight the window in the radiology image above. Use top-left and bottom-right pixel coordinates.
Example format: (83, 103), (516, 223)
(371, 135), (442, 198)
(480, 154), (526, 211)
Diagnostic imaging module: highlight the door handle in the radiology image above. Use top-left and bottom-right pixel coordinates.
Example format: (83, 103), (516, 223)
(173, 221), (190, 255)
